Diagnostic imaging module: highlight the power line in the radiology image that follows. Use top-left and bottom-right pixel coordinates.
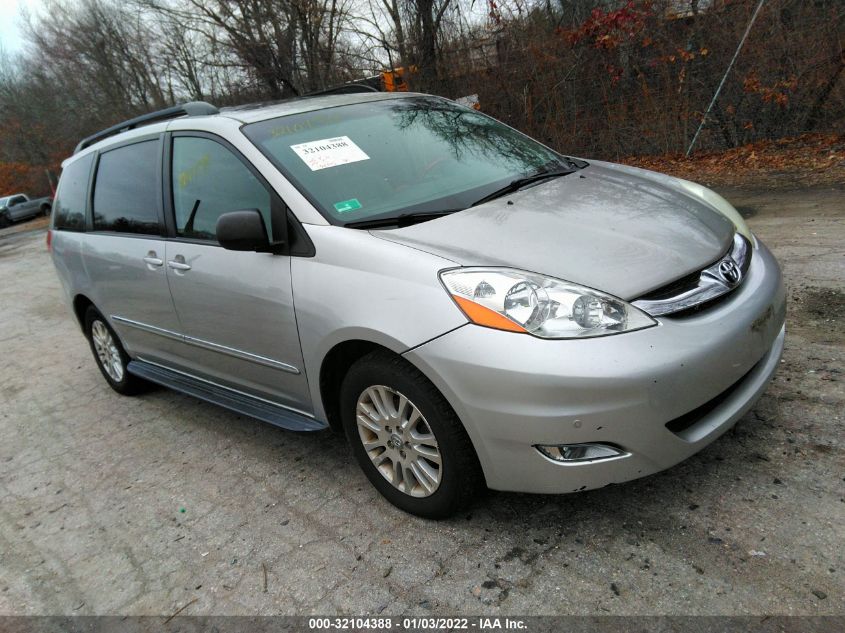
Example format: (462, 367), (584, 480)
(686, 0), (767, 157)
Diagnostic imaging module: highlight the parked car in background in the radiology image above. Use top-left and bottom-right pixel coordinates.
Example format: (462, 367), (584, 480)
(49, 92), (785, 518)
(0, 193), (52, 227)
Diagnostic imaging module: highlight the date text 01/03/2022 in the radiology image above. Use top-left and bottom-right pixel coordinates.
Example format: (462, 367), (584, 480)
(307, 617), (528, 630)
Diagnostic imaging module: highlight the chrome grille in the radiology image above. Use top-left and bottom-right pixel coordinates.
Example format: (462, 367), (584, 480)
(632, 233), (752, 317)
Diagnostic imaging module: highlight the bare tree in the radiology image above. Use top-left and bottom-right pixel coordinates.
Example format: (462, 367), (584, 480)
(1, 0), (842, 190)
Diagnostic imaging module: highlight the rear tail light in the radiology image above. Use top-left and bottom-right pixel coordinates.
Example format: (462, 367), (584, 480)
(46, 229), (52, 251)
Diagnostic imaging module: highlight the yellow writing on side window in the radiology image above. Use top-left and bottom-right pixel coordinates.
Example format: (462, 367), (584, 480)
(178, 153), (211, 189)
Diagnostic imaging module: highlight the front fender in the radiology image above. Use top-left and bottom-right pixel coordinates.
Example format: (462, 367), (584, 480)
(291, 225), (467, 422)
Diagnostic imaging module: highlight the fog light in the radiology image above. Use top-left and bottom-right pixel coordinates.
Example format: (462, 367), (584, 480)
(535, 443), (627, 463)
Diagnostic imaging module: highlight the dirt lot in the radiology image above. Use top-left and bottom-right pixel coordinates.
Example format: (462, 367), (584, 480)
(0, 185), (842, 616)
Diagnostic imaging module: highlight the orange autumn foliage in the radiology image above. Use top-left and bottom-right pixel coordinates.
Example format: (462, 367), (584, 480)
(0, 162), (53, 197)
(621, 133), (845, 188)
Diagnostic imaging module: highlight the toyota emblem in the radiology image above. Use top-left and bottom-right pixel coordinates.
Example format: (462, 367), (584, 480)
(717, 260), (741, 285)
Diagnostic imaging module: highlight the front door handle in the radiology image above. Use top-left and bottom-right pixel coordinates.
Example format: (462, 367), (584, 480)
(167, 256), (192, 272)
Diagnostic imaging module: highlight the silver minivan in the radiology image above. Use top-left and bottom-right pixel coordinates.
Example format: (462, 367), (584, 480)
(50, 91), (785, 518)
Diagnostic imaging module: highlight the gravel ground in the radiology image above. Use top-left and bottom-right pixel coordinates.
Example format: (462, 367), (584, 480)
(0, 185), (842, 616)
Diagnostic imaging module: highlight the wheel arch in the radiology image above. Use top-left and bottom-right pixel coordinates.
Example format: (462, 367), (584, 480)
(319, 339), (392, 432)
(72, 294), (95, 331)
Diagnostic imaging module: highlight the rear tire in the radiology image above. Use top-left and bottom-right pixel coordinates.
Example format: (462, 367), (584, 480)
(84, 306), (150, 395)
(41, 204), (51, 216)
(340, 350), (485, 519)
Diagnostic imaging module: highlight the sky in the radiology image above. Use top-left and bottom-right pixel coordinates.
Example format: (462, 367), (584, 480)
(0, 0), (42, 55)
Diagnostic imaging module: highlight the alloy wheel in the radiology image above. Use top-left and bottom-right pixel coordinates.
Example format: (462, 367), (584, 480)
(356, 385), (442, 497)
(91, 320), (124, 382)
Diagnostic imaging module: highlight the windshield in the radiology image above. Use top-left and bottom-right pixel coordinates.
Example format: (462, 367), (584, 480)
(0, 197), (9, 207)
(243, 96), (575, 225)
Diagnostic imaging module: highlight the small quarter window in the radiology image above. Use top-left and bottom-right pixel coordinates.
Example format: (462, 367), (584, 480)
(171, 136), (271, 241)
(93, 140), (161, 235)
(52, 153), (94, 232)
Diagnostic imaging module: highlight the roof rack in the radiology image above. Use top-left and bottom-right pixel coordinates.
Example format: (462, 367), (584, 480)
(306, 84), (380, 97)
(73, 101), (219, 154)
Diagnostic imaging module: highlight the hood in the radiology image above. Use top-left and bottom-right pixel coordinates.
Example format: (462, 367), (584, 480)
(373, 162), (735, 300)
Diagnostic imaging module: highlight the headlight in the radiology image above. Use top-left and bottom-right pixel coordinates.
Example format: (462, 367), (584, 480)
(440, 268), (656, 339)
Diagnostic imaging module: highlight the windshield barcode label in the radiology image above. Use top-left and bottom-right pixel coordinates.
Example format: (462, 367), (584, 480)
(290, 136), (370, 171)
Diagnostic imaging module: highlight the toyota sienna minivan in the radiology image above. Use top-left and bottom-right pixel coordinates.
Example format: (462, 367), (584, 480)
(49, 90), (785, 518)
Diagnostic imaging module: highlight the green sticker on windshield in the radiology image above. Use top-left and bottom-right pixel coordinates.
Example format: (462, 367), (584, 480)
(334, 198), (362, 213)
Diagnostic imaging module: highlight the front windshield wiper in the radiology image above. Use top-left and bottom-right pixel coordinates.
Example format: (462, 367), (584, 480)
(345, 164), (577, 230)
(345, 209), (461, 230)
(470, 167), (573, 208)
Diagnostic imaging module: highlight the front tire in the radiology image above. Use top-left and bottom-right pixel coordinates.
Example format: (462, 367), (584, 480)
(0, 212), (10, 228)
(84, 307), (149, 395)
(340, 350), (484, 518)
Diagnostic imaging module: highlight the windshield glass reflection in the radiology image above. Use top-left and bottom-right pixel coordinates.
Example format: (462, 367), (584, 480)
(244, 96), (575, 224)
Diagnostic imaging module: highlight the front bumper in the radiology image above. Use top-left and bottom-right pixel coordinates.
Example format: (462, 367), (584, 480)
(404, 239), (786, 494)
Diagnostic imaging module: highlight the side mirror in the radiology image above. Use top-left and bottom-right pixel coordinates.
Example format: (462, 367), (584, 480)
(216, 209), (273, 252)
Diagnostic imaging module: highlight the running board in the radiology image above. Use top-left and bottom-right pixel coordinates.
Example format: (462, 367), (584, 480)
(127, 360), (326, 432)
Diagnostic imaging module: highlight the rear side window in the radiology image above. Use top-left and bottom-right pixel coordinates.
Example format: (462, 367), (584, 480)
(53, 153), (94, 231)
(93, 140), (161, 235)
(171, 136), (271, 240)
